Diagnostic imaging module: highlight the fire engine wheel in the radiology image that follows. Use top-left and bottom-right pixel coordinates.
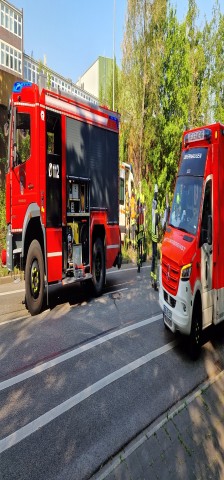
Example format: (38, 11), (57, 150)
(25, 240), (45, 316)
(189, 303), (202, 360)
(92, 238), (105, 296)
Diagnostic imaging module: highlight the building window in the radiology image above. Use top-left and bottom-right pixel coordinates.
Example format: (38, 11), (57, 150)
(0, 2), (22, 38)
(0, 40), (21, 74)
(23, 59), (39, 84)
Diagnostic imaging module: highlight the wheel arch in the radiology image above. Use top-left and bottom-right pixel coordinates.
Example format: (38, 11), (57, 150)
(22, 204), (45, 271)
(92, 225), (105, 249)
(192, 290), (202, 324)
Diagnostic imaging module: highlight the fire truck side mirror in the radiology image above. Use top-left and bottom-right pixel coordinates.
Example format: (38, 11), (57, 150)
(208, 215), (212, 245)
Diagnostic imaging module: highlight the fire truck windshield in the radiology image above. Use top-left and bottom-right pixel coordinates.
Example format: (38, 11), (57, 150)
(169, 176), (203, 236)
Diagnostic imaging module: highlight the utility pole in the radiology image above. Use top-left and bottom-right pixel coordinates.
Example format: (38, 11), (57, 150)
(113, 0), (116, 111)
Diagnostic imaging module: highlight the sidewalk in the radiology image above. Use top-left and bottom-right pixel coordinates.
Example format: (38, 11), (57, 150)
(93, 371), (224, 480)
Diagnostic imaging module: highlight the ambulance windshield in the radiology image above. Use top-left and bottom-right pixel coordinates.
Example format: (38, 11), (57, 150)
(169, 176), (203, 235)
(169, 147), (207, 235)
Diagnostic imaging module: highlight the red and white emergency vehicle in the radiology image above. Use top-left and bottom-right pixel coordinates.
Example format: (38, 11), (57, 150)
(4, 80), (121, 315)
(159, 123), (224, 357)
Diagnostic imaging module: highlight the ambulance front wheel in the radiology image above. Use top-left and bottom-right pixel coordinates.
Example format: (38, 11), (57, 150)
(92, 238), (105, 296)
(25, 240), (45, 316)
(189, 300), (202, 360)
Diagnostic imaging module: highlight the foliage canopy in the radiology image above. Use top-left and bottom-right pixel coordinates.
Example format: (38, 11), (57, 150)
(118, 0), (224, 232)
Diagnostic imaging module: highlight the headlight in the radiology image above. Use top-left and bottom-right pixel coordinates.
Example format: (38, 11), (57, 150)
(181, 263), (192, 281)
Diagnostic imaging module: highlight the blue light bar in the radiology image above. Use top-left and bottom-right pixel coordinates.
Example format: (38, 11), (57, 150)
(109, 114), (119, 128)
(13, 81), (32, 93)
(184, 128), (212, 146)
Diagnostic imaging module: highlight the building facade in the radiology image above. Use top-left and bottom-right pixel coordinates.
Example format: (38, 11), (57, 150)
(76, 56), (114, 105)
(0, 0), (23, 186)
(23, 54), (98, 105)
(0, 0), (99, 185)
(0, 0), (23, 80)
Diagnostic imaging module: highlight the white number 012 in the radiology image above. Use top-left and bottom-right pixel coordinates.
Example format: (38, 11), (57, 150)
(48, 163), (59, 179)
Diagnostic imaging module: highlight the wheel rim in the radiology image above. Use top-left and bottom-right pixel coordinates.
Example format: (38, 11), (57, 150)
(95, 252), (102, 283)
(195, 318), (200, 345)
(30, 259), (40, 299)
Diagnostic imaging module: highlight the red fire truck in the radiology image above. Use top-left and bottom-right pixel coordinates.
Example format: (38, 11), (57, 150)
(159, 123), (224, 358)
(4, 81), (121, 315)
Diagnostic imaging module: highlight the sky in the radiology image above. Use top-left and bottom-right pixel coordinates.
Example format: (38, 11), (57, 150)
(11, 0), (224, 85)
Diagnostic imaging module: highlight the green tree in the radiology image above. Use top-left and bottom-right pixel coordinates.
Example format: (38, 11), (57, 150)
(100, 59), (120, 111)
(120, 0), (167, 188)
(208, 1), (224, 122)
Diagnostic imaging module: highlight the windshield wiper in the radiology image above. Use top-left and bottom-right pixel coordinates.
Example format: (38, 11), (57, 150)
(169, 223), (176, 229)
(178, 226), (189, 233)
(169, 223), (190, 234)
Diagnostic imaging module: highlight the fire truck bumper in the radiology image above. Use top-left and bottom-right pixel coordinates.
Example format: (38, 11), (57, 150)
(159, 267), (192, 335)
(62, 271), (92, 286)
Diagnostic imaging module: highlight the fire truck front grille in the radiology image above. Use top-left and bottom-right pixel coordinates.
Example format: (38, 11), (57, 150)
(162, 256), (180, 296)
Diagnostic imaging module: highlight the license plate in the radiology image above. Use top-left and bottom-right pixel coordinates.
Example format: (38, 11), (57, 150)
(164, 305), (172, 328)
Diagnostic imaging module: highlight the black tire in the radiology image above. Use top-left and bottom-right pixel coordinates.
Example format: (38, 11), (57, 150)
(25, 240), (45, 315)
(163, 314), (170, 330)
(189, 303), (202, 360)
(92, 238), (105, 296)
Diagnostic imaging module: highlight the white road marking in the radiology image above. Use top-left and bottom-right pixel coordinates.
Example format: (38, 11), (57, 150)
(0, 339), (177, 454)
(0, 265), (149, 297)
(0, 314), (162, 392)
(0, 315), (30, 326)
(103, 287), (128, 295)
(107, 265), (150, 275)
(0, 289), (25, 296)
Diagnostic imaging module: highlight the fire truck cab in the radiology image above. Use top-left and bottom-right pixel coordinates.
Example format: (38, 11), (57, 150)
(159, 123), (224, 358)
(5, 81), (121, 315)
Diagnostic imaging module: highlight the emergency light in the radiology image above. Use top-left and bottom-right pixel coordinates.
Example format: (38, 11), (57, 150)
(12, 81), (32, 93)
(184, 128), (211, 146)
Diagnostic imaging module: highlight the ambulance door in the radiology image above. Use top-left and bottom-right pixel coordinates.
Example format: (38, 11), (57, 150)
(200, 178), (213, 328)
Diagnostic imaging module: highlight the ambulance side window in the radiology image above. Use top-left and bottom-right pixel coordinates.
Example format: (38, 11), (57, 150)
(16, 113), (31, 165)
(200, 180), (212, 246)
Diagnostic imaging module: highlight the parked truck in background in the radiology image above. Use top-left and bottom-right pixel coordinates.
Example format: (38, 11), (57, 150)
(159, 123), (224, 358)
(119, 161), (134, 245)
(4, 80), (122, 315)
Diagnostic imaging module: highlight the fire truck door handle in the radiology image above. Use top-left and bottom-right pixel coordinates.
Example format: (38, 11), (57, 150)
(28, 183), (34, 190)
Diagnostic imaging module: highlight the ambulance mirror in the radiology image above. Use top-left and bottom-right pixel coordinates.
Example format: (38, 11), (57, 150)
(207, 215), (212, 245)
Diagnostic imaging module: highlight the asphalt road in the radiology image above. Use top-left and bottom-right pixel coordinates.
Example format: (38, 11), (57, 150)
(0, 263), (224, 480)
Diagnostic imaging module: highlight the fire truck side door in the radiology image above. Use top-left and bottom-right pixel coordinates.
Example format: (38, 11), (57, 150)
(11, 108), (37, 230)
(200, 179), (213, 328)
(46, 111), (62, 227)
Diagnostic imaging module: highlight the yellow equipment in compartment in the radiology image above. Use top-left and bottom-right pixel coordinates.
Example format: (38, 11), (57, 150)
(68, 221), (79, 244)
